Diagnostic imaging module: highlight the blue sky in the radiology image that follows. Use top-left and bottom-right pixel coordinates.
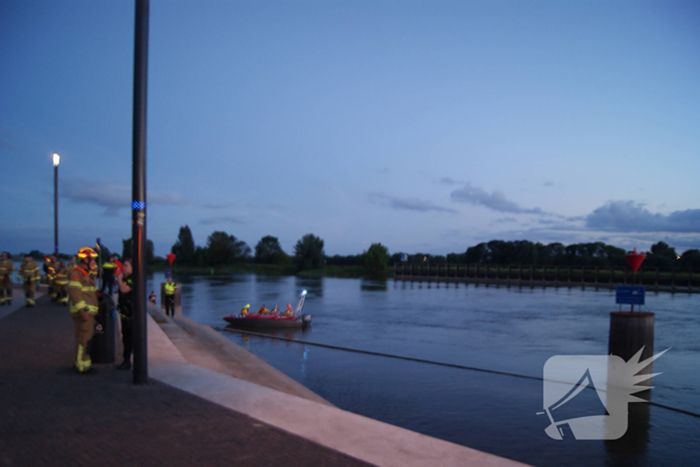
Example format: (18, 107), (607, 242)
(1, 0), (699, 258)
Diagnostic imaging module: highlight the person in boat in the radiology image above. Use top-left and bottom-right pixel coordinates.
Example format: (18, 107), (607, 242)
(148, 291), (157, 305)
(257, 304), (270, 315)
(270, 305), (279, 314)
(240, 304), (250, 316)
(283, 303), (294, 316)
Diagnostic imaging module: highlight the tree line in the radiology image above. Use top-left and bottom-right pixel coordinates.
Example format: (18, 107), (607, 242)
(13, 232), (699, 275)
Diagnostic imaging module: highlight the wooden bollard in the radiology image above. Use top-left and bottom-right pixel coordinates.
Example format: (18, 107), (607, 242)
(608, 312), (655, 386)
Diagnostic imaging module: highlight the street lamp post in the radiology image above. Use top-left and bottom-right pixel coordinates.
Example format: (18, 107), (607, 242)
(53, 153), (60, 256)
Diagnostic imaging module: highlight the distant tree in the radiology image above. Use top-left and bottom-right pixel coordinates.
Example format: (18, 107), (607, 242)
(172, 225), (196, 264)
(650, 241), (677, 258)
(363, 243), (390, 277)
(254, 236), (287, 264)
(122, 238), (154, 263)
(205, 231), (250, 266)
(294, 234), (325, 271)
(446, 252), (466, 263)
(27, 250), (45, 260)
(193, 246), (207, 266)
(326, 254), (362, 266)
(646, 241), (680, 270)
(679, 249), (700, 269)
(465, 243), (488, 263)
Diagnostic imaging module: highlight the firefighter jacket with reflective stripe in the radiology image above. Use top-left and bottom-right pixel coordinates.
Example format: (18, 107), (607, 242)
(0, 259), (15, 283)
(164, 282), (176, 296)
(68, 266), (99, 314)
(54, 265), (69, 285)
(45, 260), (57, 279)
(18, 261), (40, 282)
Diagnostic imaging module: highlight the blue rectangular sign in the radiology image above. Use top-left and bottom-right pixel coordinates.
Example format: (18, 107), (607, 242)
(615, 286), (645, 305)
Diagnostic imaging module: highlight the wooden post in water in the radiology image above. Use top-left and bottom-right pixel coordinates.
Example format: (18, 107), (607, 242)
(655, 268), (659, 292)
(595, 267), (599, 286)
(609, 312), (656, 387)
(519, 264), (523, 286)
(671, 268), (675, 293)
(689, 268), (693, 293)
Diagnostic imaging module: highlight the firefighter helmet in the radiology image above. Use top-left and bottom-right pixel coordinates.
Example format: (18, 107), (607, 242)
(77, 246), (98, 259)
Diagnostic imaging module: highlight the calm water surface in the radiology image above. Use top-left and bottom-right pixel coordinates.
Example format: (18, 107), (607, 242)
(150, 273), (700, 467)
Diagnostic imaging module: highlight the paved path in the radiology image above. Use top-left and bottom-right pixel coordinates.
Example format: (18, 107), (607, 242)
(0, 295), (372, 467)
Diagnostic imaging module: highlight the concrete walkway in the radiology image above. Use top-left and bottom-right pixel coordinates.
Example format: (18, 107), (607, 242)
(0, 293), (528, 467)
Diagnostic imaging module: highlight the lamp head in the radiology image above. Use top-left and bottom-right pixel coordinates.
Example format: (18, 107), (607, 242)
(53, 153), (60, 167)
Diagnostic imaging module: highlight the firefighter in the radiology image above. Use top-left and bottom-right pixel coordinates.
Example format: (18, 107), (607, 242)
(54, 260), (69, 305)
(45, 255), (58, 301)
(283, 303), (294, 316)
(240, 304), (250, 316)
(68, 247), (99, 373)
(18, 255), (40, 307)
(0, 252), (15, 306)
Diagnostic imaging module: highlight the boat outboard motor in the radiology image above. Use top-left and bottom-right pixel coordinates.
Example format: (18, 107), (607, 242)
(301, 314), (312, 327)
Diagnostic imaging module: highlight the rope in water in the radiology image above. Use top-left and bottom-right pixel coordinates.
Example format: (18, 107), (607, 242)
(214, 326), (700, 419)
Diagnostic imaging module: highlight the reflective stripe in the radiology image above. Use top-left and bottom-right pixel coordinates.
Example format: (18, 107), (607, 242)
(70, 300), (87, 313)
(75, 345), (92, 372)
(82, 286), (97, 292)
(68, 281), (82, 287)
(87, 305), (99, 314)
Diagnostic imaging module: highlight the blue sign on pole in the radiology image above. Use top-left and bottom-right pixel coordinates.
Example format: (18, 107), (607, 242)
(615, 286), (645, 305)
(400, 253), (408, 262)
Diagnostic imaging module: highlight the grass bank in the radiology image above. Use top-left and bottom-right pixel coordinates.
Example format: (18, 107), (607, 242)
(149, 263), (377, 279)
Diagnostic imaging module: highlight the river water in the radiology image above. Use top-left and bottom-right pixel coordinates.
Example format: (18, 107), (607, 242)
(150, 273), (698, 466)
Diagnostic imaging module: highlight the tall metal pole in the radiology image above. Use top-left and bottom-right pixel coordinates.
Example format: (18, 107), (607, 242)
(54, 162), (58, 256)
(132, 0), (150, 385)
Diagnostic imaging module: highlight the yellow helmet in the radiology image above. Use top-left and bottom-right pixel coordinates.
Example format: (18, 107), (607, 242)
(77, 246), (98, 259)
(244, 304), (250, 309)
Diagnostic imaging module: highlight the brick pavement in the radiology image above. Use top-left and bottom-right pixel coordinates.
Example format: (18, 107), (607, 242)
(0, 295), (374, 467)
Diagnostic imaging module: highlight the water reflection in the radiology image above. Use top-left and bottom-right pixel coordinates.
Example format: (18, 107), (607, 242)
(361, 279), (388, 292)
(295, 277), (323, 298)
(169, 273), (699, 467)
(605, 392), (650, 466)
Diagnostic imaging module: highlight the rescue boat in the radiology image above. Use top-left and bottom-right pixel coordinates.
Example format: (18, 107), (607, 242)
(223, 290), (312, 329)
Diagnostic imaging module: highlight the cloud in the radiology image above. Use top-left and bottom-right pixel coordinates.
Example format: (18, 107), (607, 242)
(202, 202), (228, 209)
(369, 192), (458, 214)
(62, 178), (187, 215)
(450, 182), (544, 214)
(543, 181), (555, 187)
(493, 217), (517, 224)
(586, 201), (700, 233)
(376, 167), (390, 175)
(439, 177), (463, 186)
(200, 216), (245, 225)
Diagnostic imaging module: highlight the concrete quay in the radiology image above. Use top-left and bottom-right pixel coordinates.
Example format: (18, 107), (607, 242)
(0, 291), (528, 467)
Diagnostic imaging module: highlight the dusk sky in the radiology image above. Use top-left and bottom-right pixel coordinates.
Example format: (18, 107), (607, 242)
(2, 0), (699, 258)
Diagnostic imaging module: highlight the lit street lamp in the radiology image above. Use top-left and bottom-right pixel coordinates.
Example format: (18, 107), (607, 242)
(53, 153), (60, 256)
